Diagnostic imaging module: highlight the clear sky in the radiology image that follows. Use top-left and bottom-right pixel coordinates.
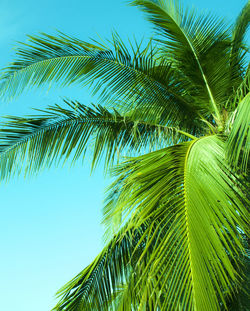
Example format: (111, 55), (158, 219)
(0, 0), (247, 310)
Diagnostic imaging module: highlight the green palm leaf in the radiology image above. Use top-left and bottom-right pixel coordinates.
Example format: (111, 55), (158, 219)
(227, 236), (250, 311)
(0, 99), (190, 179)
(106, 136), (248, 310)
(229, 1), (250, 84)
(226, 91), (250, 173)
(53, 224), (149, 311)
(131, 0), (234, 122)
(0, 33), (204, 130)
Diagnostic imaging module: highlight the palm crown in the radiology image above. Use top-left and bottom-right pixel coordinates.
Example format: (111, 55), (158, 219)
(0, 0), (249, 310)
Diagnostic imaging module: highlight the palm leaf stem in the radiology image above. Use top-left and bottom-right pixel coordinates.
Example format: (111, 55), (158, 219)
(183, 138), (197, 309)
(177, 130), (195, 140)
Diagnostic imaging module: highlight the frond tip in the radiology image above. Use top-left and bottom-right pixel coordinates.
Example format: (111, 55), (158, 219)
(53, 225), (146, 311)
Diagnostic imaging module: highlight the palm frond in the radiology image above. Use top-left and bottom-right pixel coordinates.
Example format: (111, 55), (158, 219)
(106, 136), (248, 310)
(52, 233), (129, 310)
(226, 92), (250, 173)
(0, 99), (189, 179)
(53, 224), (148, 311)
(229, 1), (250, 84)
(225, 67), (249, 112)
(0, 33), (104, 97)
(131, 0), (235, 122)
(227, 235), (250, 311)
(0, 32), (204, 130)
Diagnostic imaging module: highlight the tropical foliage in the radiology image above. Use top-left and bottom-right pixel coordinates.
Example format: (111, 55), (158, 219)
(0, 0), (249, 310)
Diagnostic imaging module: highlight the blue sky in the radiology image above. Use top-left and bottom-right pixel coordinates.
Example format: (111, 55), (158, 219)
(0, 0), (247, 310)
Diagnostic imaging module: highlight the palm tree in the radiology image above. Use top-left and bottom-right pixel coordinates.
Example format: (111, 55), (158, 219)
(0, 0), (249, 310)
